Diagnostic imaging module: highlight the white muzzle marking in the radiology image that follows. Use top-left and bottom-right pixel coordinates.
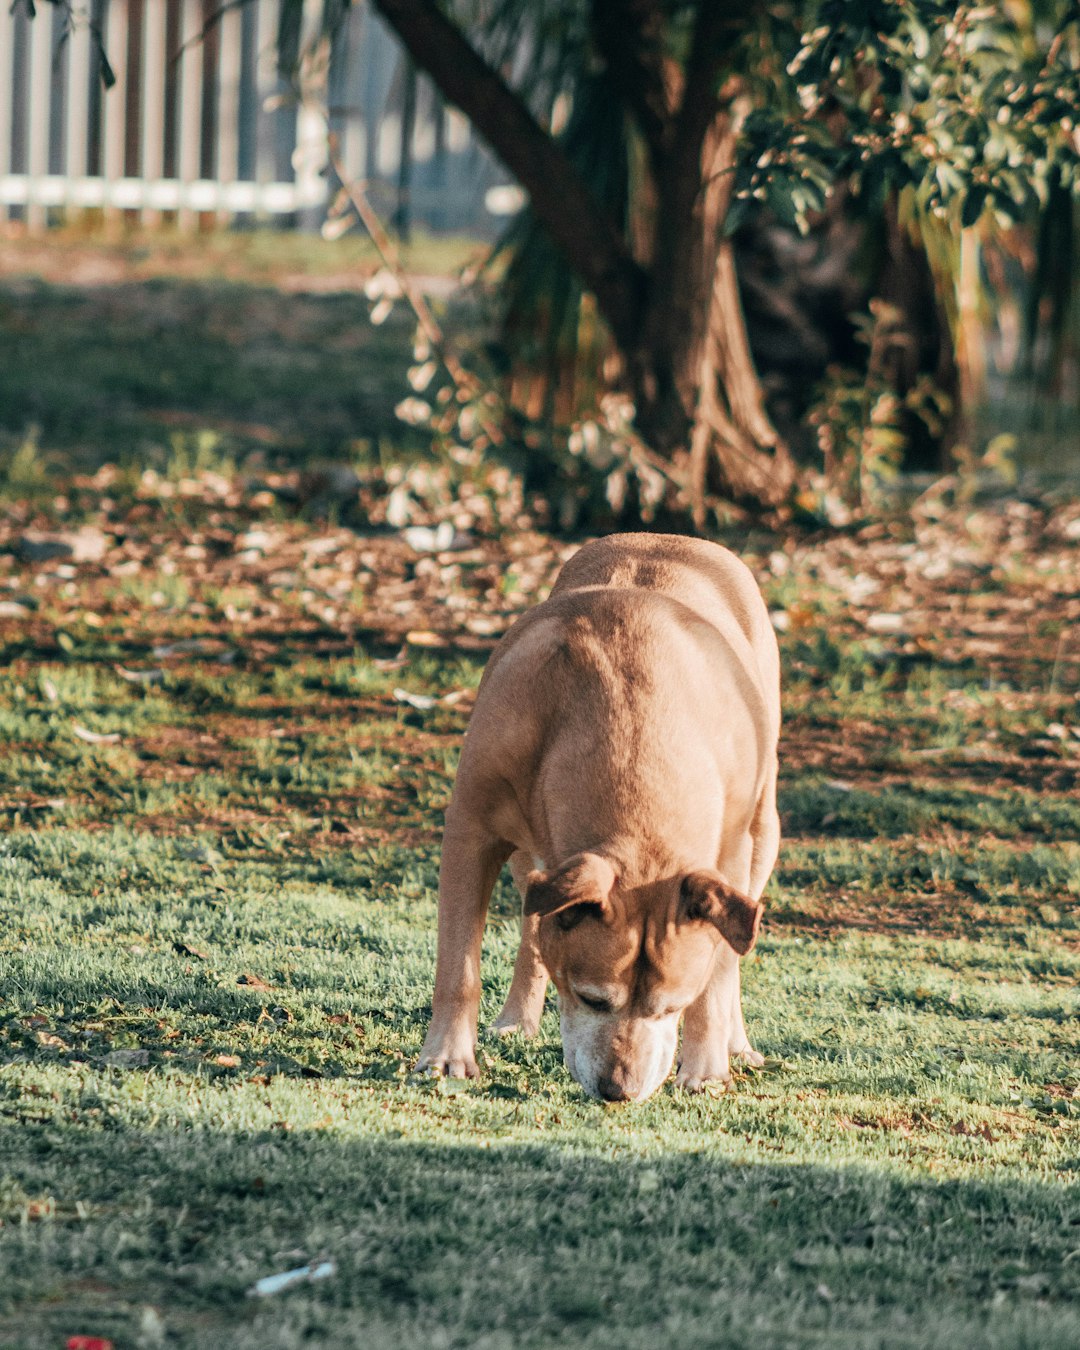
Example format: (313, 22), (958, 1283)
(559, 1005), (680, 1102)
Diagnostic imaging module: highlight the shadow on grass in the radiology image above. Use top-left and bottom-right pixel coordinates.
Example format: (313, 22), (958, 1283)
(779, 782), (1080, 844)
(0, 276), (425, 471)
(1, 1123), (1078, 1349)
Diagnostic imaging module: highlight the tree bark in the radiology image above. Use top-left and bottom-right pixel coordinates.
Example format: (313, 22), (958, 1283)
(697, 241), (797, 507)
(632, 109), (795, 509)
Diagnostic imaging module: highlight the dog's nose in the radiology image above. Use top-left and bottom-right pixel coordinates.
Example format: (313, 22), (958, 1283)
(596, 1074), (633, 1102)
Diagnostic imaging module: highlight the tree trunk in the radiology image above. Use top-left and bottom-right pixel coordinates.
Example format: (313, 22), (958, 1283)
(631, 113), (795, 513)
(691, 242), (797, 511)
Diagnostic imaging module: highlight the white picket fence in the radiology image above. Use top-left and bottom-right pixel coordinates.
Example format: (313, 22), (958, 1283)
(0, 0), (510, 234)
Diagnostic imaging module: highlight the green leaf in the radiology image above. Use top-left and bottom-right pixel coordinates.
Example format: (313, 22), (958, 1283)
(722, 197), (753, 237)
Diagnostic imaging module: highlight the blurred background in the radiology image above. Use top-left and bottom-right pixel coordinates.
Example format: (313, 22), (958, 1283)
(0, 0), (1077, 529)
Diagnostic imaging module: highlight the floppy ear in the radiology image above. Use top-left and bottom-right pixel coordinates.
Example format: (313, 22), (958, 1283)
(524, 852), (616, 922)
(680, 871), (762, 955)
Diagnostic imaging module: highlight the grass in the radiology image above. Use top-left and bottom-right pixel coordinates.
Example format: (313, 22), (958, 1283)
(0, 225), (478, 475)
(1, 584), (1078, 1350)
(0, 231), (1078, 1348)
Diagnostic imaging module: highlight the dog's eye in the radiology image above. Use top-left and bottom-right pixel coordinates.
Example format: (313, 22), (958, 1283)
(576, 993), (612, 1013)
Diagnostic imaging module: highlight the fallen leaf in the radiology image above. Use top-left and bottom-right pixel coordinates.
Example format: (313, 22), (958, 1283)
(237, 973), (272, 990)
(173, 941), (209, 960)
(115, 666), (165, 685)
(19, 532), (74, 562)
(393, 687), (438, 711)
(72, 723), (121, 745)
(392, 687), (469, 711)
(212, 1054), (241, 1068)
(401, 522), (456, 553)
(866, 612), (905, 633)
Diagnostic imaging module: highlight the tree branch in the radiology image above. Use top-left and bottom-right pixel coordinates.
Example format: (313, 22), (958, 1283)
(370, 0), (646, 351)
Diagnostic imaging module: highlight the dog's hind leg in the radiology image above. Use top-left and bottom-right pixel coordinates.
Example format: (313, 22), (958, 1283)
(676, 827), (766, 1093)
(492, 850), (549, 1037)
(707, 762), (779, 1077)
(747, 755), (780, 905)
(676, 943), (746, 1091)
(416, 821), (511, 1078)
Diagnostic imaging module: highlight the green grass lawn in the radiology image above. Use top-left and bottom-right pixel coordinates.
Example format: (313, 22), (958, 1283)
(0, 225), (478, 475)
(0, 234), (1078, 1348)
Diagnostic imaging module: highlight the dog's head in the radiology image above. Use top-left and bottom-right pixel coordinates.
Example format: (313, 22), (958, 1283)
(525, 852), (761, 1102)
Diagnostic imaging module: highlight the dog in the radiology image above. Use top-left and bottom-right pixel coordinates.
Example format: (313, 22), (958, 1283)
(416, 533), (780, 1101)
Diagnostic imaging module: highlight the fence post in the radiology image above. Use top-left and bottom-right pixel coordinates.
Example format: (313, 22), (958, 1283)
(64, 8), (92, 224)
(338, 5), (367, 186)
(0, 0), (14, 225)
(216, 2), (243, 225)
(102, 0), (130, 229)
(178, 0), (204, 230)
(27, 0), (55, 232)
(255, 0), (281, 221)
(294, 0), (327, 231)
(140, 0), (167, 227)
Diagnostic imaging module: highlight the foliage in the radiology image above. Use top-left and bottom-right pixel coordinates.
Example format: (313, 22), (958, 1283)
(807, 301), (954, 511)
(734, 1), (1080, 234)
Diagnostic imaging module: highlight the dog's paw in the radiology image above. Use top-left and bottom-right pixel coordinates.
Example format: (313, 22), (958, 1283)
(489, 1009), (541, 1039)
(676, 1040), (764, 1091)
(674, 1060), (732, 1094)
(415, 1038), (479, 1079)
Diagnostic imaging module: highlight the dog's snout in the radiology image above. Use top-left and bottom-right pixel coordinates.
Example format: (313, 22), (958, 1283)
(597, 1071), (635, 1102)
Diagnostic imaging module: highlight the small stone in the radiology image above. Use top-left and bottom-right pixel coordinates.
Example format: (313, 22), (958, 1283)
(17, 527), (107, 564)
(18, 532), (73, 562)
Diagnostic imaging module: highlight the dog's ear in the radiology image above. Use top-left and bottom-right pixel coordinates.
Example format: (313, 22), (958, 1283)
(524, 852), (616, 923)
(679, 871), (762, 955)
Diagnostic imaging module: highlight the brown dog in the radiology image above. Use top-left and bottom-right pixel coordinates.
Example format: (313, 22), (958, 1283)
(416, 533), (780, 1101)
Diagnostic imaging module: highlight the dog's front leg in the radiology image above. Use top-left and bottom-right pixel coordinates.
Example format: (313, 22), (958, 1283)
(416, 825), (509, 1078)
(676, 945), (763, 1092)
(491, 850), (549, 1036)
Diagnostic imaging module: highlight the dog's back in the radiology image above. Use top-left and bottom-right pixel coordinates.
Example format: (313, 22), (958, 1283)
(549, 534), (779, 738)
(458, 535), (778, 873)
